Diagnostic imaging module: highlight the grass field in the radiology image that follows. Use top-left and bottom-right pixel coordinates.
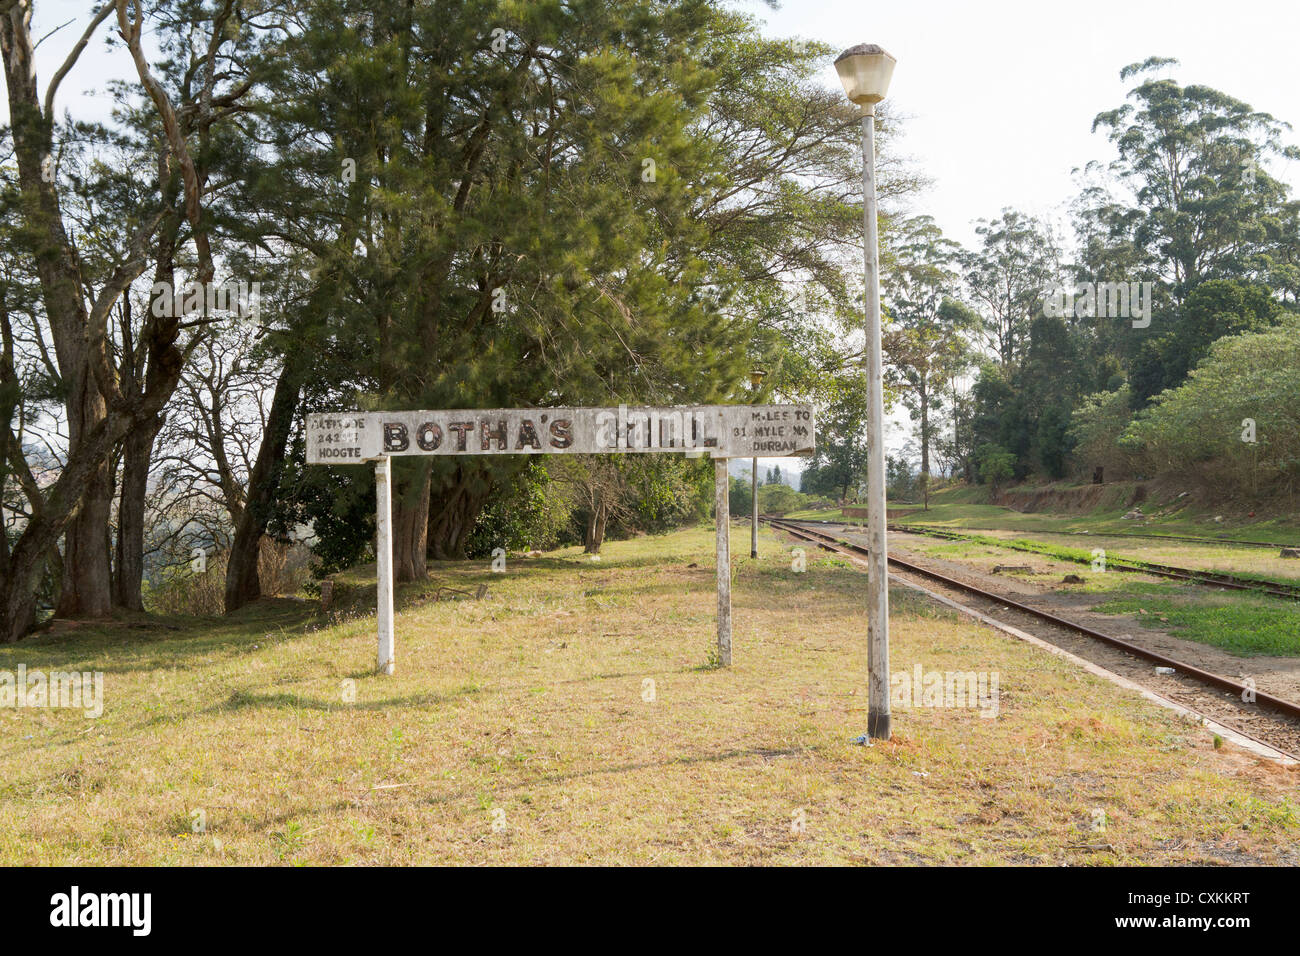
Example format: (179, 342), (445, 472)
(2, 526), (1297, 865)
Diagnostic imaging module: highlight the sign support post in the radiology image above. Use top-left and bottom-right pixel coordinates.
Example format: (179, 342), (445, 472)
(375, 456), (395, 675)
(715, 457), (732, 666)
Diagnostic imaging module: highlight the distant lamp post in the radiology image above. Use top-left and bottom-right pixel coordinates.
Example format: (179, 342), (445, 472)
(749, 367), (766, 559)
(836, 43), (895, 741)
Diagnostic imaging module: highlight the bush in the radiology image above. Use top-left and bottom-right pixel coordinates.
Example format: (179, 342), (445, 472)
(467, 459), (573, 556)
(729, 475), (757, 516)
(757, 482), (804, 515)
(1122, 316), (1300, 495)
(974, 443), (1017, 491)
(1068, 385), (1141, 480)
(143, 537), (313, 616)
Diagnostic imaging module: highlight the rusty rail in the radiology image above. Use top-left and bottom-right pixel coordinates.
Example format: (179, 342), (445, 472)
(767, 518), (1300, 726)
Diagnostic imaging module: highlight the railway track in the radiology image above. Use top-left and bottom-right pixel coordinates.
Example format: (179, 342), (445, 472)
(884, 521), (1297, 550)
(886, 523), (1300, 601)
(765, 517), (1300, 761)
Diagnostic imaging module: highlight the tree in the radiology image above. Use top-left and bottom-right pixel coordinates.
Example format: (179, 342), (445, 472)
(966, 313), (1089, 481)
(259, 0), (739, 575)
(729, 474), (752, 518)
(974, 443), (1016, 492)
(1129, 279), (1284, 404)
(886, 451), (918, 500)
(884, 215), (977, 508)
(148, 315), (284, 584)
(961, 209), (1061, 367)
(801, 379), (871, 502)
(934, 368), (976, 482)
(1123, 316), (1300, 496)
(465, 459), (572, 556)
(0, 0), (263, 640)
(552, 453), (704, 554)
(259, 0), (899, 579)
(1090, 57), (1300, 304)
(1068, 385), (1139, 481)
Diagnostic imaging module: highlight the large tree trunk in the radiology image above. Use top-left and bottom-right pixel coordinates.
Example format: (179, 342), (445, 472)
(426, 462), (492, 560)
(112, 414), (161, 611)
(0, 581), (38, 639)
(0, 548), (39, 640)
(392, 458), (432, 581)
(1, 404), (156, 642)
(583, 498), (607, 553)
(919, 385), (930, 511)
(0, 305), (38, 637)
(224, 358), (302, 613)
(53, 364), (114, 619)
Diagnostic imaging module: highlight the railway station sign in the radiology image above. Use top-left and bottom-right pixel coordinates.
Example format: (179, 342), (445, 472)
(306, 404), (815, 464)
(305, 404), (816, 676)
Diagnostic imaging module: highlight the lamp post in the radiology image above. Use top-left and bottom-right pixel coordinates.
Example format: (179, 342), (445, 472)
(836, 43), (895, 741)
(749, 367), (766, 558)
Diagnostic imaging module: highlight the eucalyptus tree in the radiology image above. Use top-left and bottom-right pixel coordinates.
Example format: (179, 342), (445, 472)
(1079, 58), (1300, 405)
(960, 209), (1061, 369)
(0, 0), (273, 640)
(882, 215), (977, 508)
(1090, 57), (1300, 303)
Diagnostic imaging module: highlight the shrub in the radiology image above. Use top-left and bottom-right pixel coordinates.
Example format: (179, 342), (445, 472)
(143, 537), (313, 616)
(974, 443), (1017, 491)
(1068, 385), (1142, 480)
(1122, 316), (1300, 495)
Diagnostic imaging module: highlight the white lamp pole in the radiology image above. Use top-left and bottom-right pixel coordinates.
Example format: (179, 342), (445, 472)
(836, 43), (896, 741)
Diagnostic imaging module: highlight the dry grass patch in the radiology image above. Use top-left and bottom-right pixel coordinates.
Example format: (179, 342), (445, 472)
(1, 525), (1297, 865)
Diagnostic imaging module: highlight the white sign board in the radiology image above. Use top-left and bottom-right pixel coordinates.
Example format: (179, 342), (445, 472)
(306, 404), (814, 464)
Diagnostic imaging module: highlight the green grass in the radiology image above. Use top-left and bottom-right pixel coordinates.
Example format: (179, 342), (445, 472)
(782, 507), (850, 522)
(888, 529), (1300, 656)
(1092, 593), (1300, 657)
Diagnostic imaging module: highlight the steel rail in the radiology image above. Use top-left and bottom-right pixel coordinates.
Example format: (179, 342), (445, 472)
(885, 523), (1300, 601)
(897, 524), (1298, 550)
(767, 518), (1300, 725)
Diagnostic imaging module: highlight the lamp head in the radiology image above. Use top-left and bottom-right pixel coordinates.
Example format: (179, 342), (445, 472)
(834, 44), (896, 108)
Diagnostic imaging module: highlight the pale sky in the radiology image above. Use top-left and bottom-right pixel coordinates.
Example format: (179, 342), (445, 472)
(751, 0), (1300, 248)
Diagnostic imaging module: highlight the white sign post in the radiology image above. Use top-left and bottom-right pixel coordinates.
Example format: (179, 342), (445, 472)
(375, 456), (395, 675)
(714, 457), (732, 666)
(305, 404), (814, 673)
